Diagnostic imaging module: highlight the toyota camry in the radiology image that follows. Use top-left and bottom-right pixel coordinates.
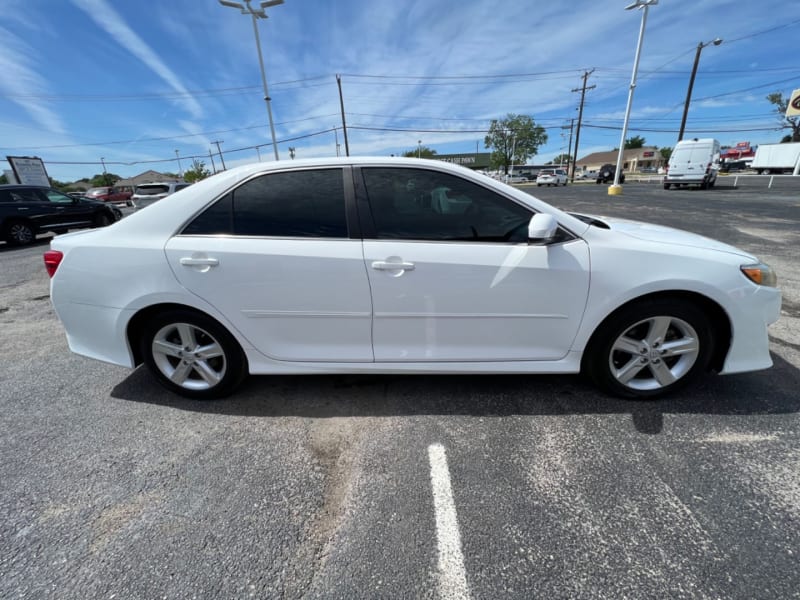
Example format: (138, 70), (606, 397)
(43, 157), (781, 400)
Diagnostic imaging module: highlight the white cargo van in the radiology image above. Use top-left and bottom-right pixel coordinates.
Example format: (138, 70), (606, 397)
(663, 138), (720, 190)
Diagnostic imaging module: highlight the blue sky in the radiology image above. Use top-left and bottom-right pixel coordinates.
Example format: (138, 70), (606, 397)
(1, 0), (799, 182)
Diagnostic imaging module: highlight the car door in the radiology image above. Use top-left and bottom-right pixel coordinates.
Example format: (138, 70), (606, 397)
(357, 166), (591, 362)
(165, 167), (374, 362)
(40, 188), (96, 228)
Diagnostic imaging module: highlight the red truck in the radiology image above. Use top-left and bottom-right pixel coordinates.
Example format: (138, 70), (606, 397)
(84, 186), (132, 205)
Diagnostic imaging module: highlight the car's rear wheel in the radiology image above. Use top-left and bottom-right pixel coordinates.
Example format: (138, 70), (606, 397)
(4, 221), (35, 246)
(584, 298), (714, 399)
(140, 309), (248, 399)
(95, 213), (112, 227)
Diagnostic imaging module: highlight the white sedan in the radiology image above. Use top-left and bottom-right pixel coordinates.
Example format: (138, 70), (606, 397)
(44, 157), (780, 400)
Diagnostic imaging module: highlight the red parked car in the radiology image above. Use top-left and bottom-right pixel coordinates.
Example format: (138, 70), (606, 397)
(84, 186), (132, 205)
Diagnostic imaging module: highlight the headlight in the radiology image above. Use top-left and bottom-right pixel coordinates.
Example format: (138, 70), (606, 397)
(740, 263), (778, 287)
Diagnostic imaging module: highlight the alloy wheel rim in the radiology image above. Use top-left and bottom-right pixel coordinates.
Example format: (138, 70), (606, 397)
(11, 224), (33, 243)
(608, 315), (700, 391)
(152, 322), (226, 391)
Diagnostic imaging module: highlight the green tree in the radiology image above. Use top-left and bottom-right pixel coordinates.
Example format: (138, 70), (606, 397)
(624, 135), (646, 149)
(49, 178), (71, 191)
(401, 145), (437, 158)
(549, 153), (572, 166)
(183, 159), (211, 183)
(484, 114), (548, 174)
(0, 173), (7, 184)
(766, 92), (800, 142)
(89, 173), (121, 187)
(659, 147), (672, 161)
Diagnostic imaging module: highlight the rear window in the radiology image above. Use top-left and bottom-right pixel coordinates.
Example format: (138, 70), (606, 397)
(86, 187), (109, 195)
(135, 184), (170, 195)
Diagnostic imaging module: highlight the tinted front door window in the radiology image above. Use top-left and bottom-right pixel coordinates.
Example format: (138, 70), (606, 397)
(361, 168), (532, 242)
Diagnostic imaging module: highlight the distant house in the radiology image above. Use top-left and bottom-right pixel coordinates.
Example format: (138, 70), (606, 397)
(576, 147), (663, 173)
(115, 170), (184, 192)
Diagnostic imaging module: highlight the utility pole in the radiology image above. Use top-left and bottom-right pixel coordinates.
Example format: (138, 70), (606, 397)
(209, 150), (217, 174)
(336, 74), (350, 156)
(564, 119), (575, 174)
(570, 69), (595, 182)
(211, 140), (226, 171)
(175, 149), (183, 178)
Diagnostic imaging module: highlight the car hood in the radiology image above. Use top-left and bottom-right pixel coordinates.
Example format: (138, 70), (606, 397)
(581, 214), (756, 260)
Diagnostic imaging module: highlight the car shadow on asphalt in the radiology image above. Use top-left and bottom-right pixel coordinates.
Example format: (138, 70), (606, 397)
(0, 236), (52, 252)
(110, 352), (799, 435)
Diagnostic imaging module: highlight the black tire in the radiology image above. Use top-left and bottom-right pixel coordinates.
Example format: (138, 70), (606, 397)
(4, 221), (35, 246)
(663, 183), (671, 190)
(140, 309), (248, 399)
(583, 297), (714, 399)
(95, 213), (112, 227)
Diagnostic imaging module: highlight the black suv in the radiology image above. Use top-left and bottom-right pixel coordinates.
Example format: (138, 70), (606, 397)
(595, 163), (625, 184)
(1, 185), (118, 246)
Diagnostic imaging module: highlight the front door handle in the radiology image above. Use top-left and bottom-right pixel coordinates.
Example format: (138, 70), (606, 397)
(180, 257), (219, 267)
(371, 260), (415, 271)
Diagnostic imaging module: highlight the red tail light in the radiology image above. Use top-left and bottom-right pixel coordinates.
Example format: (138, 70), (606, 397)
(43, 250), (63, 278)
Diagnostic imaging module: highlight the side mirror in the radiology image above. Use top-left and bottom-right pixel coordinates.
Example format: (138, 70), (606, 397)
(528, 213), (558, 243)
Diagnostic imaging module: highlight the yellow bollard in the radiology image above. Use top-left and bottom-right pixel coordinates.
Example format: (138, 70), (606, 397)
(608, 184), (623, 195)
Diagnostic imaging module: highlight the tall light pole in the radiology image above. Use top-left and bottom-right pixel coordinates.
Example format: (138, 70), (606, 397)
(219, 0), (282, 160)
(609, 0), (657, 196)
(678, 37), (722, 142)
(417, 140), (422, 158)
(175, 149), (183, 178)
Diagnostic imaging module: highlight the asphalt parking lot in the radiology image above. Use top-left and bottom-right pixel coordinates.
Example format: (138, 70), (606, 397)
(1, 179), (799, 599)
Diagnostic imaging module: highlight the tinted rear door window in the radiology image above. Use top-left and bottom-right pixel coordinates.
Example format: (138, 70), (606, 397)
(183, 168), (347, 238)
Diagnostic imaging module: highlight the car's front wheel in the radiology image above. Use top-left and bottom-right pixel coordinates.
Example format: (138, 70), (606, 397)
(140, 309), (248, 399)
(584, 298), (714, 399)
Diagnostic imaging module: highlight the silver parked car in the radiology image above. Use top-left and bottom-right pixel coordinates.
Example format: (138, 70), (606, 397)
(131, 182), (191, 210)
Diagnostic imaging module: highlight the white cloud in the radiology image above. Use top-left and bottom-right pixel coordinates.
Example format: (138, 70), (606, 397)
(0, 26), (66, 134)
(71, 0), (204, 119)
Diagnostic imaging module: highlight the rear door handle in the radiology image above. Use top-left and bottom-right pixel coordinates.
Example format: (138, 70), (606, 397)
(180, 257), (219, 267)
(371, 260), (415, 271)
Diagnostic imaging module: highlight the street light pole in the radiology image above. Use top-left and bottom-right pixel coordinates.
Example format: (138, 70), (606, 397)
(677, 37), (722, 142)
(218, 0), (283, 161)
(609, 0), (657, 196)
(417, 140), (422, 158)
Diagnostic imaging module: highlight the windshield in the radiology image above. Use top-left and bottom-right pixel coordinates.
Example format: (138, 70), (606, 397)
(135, 185), (170, 195)
(85, 188), (109, 195)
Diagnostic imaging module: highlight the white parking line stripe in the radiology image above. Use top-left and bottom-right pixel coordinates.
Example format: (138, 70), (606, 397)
(428, 443), (471, 600)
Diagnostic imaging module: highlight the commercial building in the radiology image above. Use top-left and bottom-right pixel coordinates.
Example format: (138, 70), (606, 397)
(576, 147), (663, 173)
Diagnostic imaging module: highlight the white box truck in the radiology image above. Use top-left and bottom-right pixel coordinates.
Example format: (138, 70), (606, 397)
(751, 142), (800, 175)
(663, 138), (720, 190)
